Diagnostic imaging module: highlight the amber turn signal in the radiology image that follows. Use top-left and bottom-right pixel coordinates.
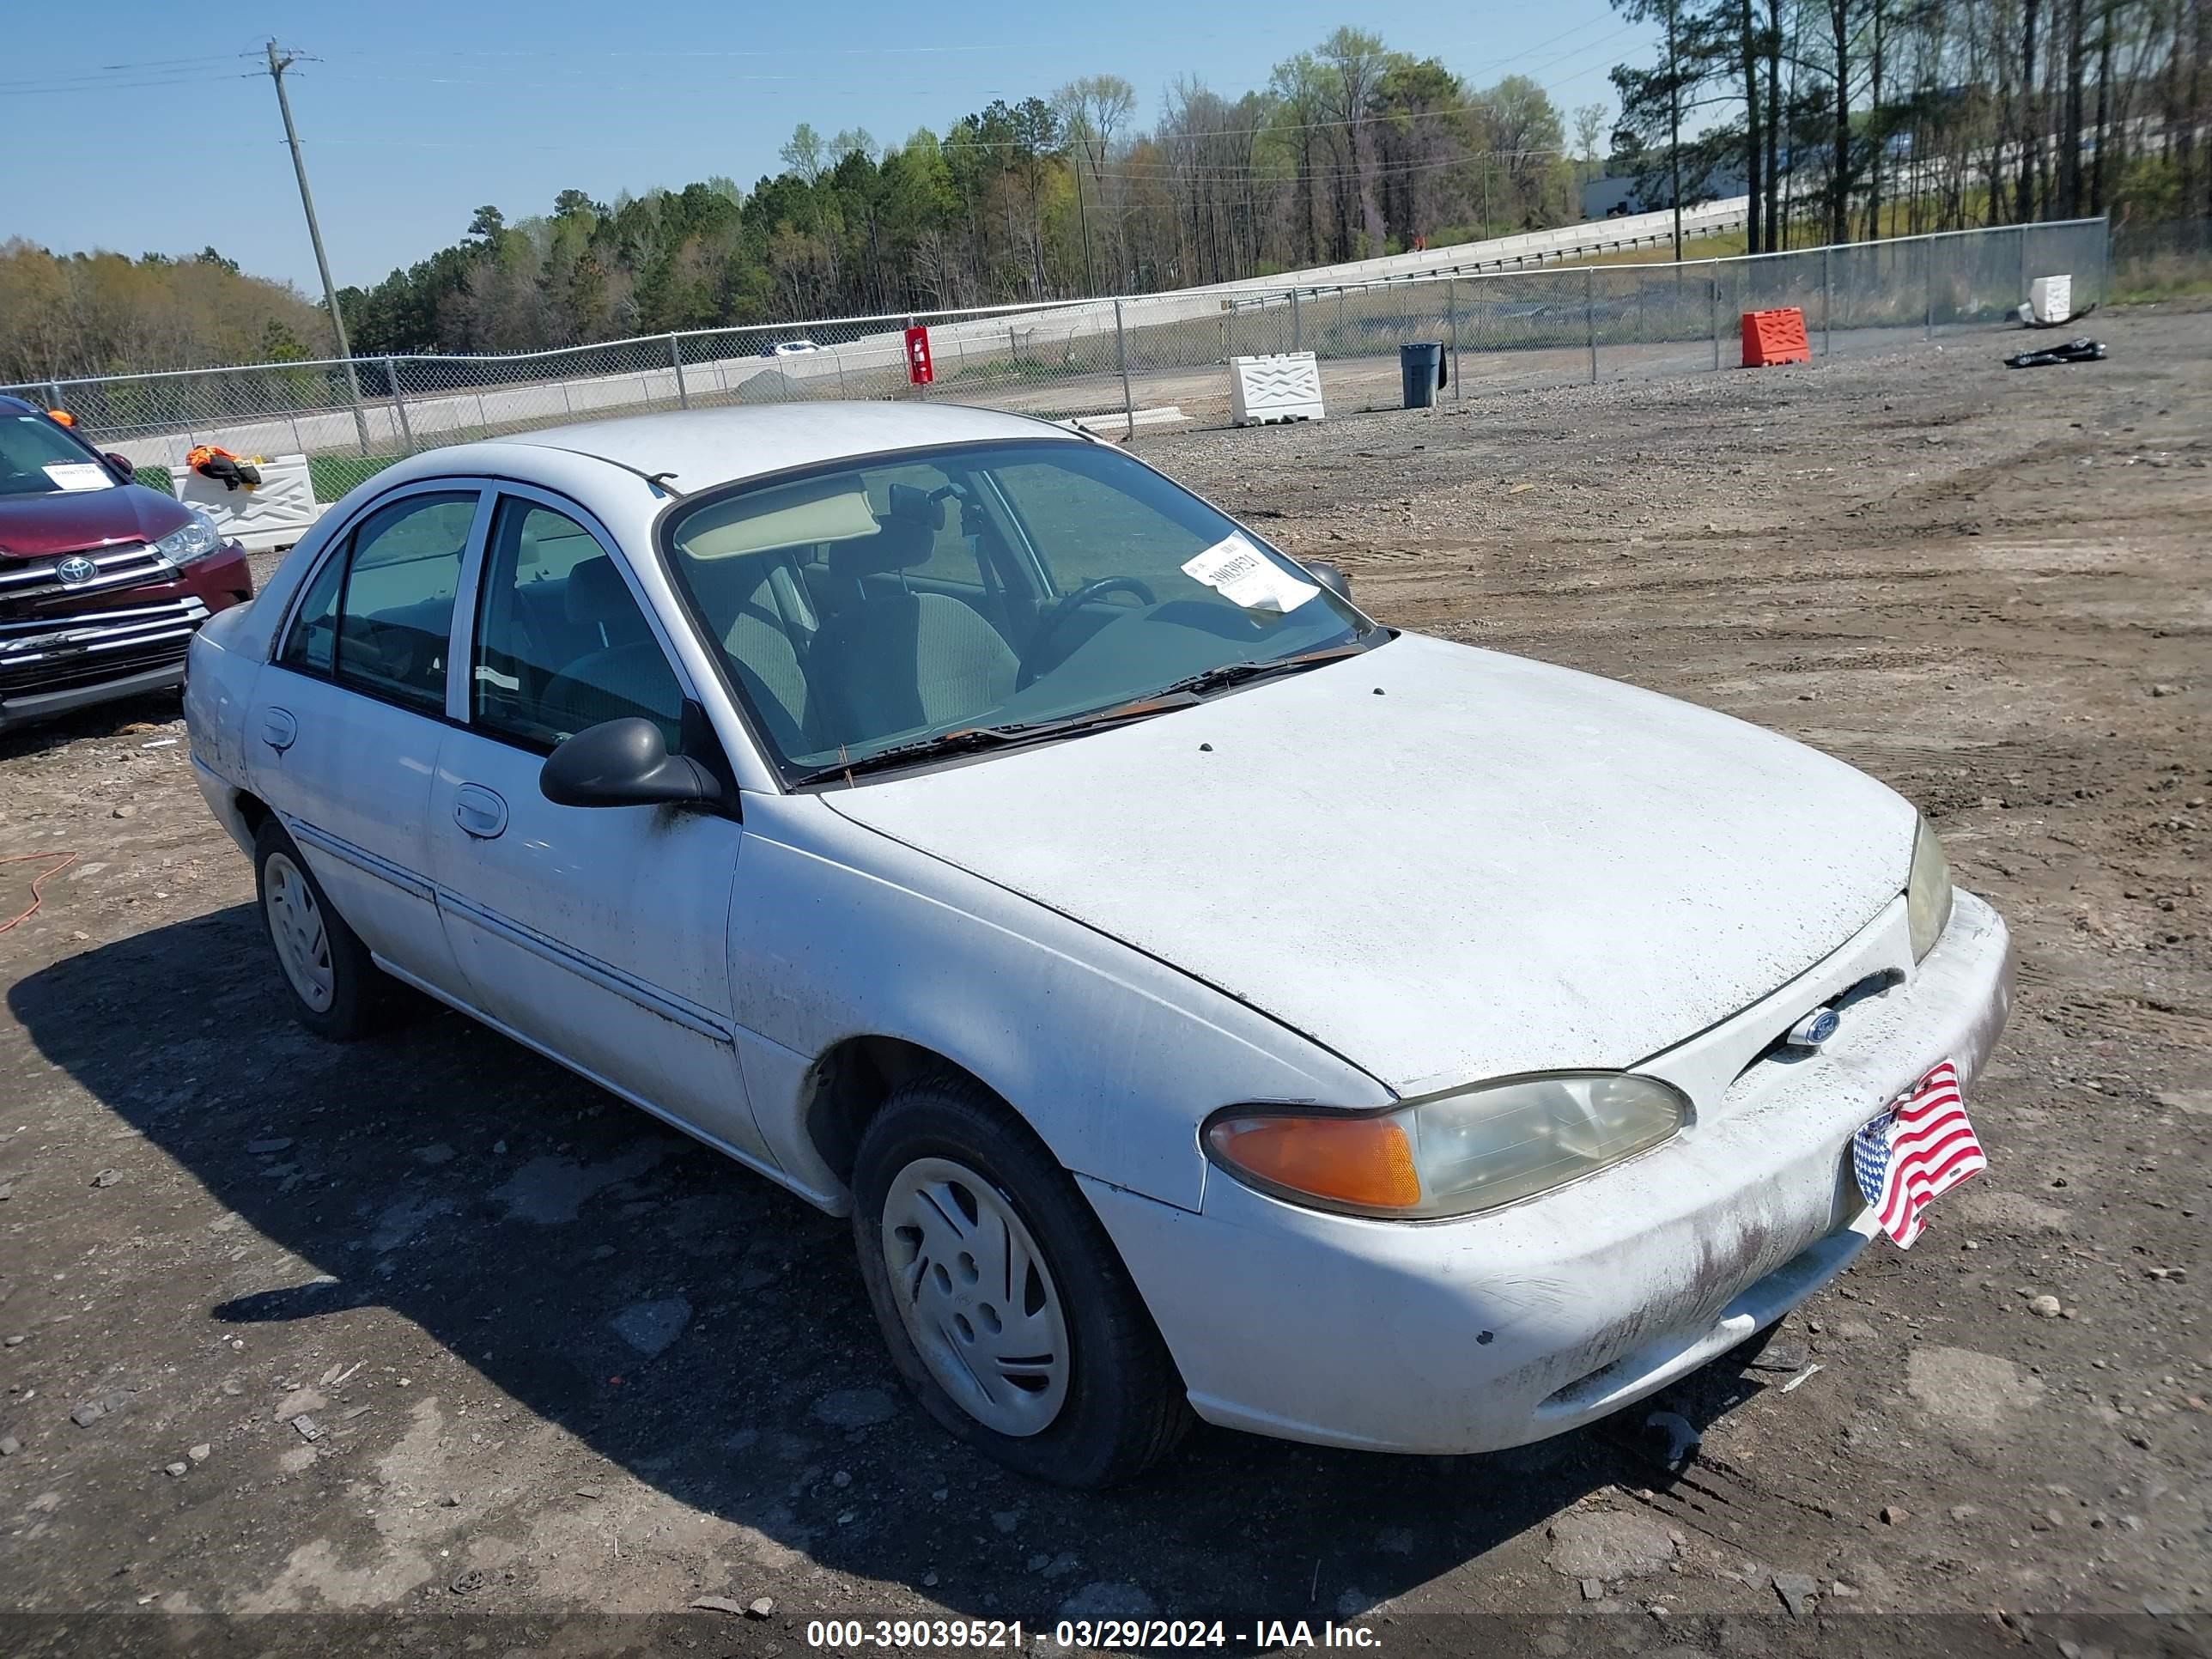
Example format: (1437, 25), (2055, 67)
(48, 409), (76, 426)
(1205, 1112), (1422, 1212)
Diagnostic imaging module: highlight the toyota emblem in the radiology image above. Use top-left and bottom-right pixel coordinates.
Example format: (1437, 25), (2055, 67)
(55, 555), (99, 586)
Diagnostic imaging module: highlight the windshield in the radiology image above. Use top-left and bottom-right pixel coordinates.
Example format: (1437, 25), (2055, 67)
(660, 439), (1374, 779)
(0, 413), (115, 498)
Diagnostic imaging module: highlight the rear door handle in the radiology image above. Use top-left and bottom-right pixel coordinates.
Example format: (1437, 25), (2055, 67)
(260, 708), (297, 751)
(453, 782), (508, 840)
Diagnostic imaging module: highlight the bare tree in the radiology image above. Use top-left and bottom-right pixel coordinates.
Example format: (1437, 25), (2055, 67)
(1055, 75), (1136, 292)
(1318, 27), (1391, 256)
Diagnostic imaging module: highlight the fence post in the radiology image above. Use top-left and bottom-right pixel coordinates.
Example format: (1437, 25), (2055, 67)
(668, 334), (690, 410)
(1290, 289), (1302, 354)
(2018, 224), (2030, 305)
(2096, 211), (2110, 306)
(1584, 266), (1598, 385)
(383, 359), (415, 453)
(1709, 268), (1720, 370)
(1822, 245), (1833, 356)
(1924, 243), (1935, 339)
(1113, 299), (1134, 442)
(1447, 278), (1462, 404)
(46, 380), (64, 412)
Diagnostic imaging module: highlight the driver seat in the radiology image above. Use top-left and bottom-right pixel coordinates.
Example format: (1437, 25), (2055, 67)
(806, 495), (1018, 750)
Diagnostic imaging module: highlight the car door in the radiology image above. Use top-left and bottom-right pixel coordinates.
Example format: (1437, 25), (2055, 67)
(425, 486), (775, 1170)
(246, 484), (485, 991)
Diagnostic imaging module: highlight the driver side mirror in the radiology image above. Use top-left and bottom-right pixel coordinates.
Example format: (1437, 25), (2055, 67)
(1303, 560), (1352, 601)
(540, 717), (723, 809)
(104, 453), (137, 482)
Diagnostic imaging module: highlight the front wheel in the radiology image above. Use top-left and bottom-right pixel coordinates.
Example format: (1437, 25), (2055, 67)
(851, 1074), (1190, 1488)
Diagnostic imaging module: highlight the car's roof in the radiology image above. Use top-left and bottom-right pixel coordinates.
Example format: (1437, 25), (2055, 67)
(453, 401), (1084, 493)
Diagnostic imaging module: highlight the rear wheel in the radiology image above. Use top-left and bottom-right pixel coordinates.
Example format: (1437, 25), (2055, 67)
(252, 818), (402, 1041)
(851, 1074), (1190, 1488)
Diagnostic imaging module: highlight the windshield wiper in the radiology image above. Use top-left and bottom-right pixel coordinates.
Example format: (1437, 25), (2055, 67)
(790, 641), (1376, 787)
(1141, 641), (1373, 702)
(788, 698), (1195, 786)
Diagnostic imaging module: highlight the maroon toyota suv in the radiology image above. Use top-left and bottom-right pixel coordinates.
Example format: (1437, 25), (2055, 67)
(0, 396), (254, 733)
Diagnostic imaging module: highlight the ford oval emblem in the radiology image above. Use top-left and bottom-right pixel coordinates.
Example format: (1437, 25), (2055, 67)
(55, 555), (99, 586)
(1785, 1007), (1843, 1048)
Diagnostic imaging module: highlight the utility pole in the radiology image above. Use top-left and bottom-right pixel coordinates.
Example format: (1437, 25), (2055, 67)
(264, 40), (371, 454)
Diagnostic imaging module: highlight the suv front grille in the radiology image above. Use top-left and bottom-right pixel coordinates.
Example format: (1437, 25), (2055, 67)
(0, 596), (209, 696)
(0, 542), (169, 610)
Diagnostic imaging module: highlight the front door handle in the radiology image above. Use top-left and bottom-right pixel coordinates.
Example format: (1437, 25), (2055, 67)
(260, 708), (297, 751)
(453, 783), (509, 840)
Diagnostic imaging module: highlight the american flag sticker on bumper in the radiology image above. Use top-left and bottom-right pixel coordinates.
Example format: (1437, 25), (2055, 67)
(1851, 1060), (1987, 1249)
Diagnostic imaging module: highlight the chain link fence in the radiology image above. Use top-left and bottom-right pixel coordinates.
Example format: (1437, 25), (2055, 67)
(7, 219), (2108, 501)
(2108, 213), (2212, 300)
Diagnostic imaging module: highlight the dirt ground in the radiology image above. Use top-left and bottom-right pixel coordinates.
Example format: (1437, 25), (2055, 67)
(1, 306), (2206, 1653)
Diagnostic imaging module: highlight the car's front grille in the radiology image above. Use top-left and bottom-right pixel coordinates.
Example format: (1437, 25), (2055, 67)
(0, 595), (209, 696)
(0, 542), (169, 610)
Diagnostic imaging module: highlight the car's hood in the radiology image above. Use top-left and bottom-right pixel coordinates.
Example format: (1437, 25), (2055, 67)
(0, 484), (190, 559)
(822, 632), (1917, 1096)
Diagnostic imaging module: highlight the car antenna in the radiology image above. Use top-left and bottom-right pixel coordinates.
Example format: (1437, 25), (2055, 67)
(511, 441), (685, 497)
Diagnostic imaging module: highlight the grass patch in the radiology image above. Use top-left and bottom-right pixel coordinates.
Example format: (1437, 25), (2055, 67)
(310, 453), (403, 501)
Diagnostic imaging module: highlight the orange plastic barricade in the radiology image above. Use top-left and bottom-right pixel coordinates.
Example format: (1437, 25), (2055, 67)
(1741, 307), (1812, 367)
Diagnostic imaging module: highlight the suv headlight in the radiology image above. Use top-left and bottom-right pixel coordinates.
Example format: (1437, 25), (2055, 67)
(1204, 1072), (1688, 1220)
(154, 510), (225, 567)
(1906, 813), (1954, 962)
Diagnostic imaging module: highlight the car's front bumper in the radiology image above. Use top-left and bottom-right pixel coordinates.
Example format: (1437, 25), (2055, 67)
(1085, 887), (2014, 1455)
(0, 547), (252, 734)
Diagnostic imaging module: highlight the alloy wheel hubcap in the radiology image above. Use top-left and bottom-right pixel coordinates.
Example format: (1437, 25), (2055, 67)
(881, 1156), (1071, 1437)
(264, 853), (335, 1012)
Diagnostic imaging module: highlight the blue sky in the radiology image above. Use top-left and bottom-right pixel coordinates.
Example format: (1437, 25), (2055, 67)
(5, 0), (1650, 295)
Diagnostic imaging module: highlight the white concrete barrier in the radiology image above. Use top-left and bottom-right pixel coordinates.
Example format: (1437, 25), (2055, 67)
(1231, 354), (1326, 425)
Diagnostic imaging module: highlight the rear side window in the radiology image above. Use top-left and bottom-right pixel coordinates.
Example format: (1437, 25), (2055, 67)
(279, 544), (347, 673)
(277, 492), (476, 712)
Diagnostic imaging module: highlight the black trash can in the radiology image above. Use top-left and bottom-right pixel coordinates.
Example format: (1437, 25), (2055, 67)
(1399, 342), (1447, 409)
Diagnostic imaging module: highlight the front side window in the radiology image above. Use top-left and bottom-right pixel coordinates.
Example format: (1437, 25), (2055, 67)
(660, 440), (1372, 780)
(471, 496), (684, 751)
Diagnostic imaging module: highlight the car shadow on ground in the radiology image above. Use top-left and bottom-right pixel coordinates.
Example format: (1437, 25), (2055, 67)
(10, 903), (1783, 1621)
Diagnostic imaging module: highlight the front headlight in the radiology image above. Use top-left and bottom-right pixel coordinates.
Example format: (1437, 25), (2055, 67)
(1906, 812), (1954, 962)
(1204, 1072), (1688, 1220)
(154, 509), (225, 567)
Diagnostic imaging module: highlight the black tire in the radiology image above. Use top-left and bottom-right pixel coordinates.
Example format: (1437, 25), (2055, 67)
(851, 1073), (1192, 1488)
(252, 817), (404, 1041)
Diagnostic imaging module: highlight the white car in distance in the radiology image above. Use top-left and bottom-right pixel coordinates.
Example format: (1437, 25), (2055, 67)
(184, 403), (2011, 1487)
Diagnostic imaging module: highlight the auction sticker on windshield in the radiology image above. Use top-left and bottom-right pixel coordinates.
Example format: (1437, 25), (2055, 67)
(1182, 533), (1318, 613)
(42, 463), (112, 491)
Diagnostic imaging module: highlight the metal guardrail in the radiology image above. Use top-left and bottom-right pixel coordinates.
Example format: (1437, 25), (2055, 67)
(7, 218), (2108, 478)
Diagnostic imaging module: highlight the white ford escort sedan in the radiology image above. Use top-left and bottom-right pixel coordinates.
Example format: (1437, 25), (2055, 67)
(185, 404), (2011, 1487)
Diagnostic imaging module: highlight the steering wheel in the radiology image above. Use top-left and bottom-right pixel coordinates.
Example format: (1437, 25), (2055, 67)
(1018, 576), (1158, 690)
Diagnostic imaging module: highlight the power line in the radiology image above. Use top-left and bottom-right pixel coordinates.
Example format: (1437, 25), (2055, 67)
(0, 70), (255, 94)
